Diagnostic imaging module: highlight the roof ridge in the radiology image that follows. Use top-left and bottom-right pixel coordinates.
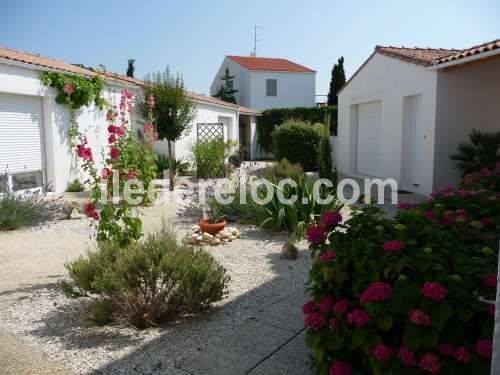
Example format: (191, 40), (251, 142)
(376, 45), (461, 52)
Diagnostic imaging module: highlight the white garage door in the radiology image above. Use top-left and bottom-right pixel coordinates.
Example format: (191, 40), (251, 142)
(0, 93), (44, 190)
(356, 101), (382, 176)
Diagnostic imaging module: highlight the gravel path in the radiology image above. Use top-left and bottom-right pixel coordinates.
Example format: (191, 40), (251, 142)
(0, 196), (312, 374)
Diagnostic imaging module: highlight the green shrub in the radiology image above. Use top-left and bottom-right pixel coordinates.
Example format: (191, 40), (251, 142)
(304, 168), (499, 374)
(272, 120), (322, 171)
(263, 158), (305, 182)
(65, 229), (229, 328)
(0, 190), (70, 230)
(66, 179), (84, 192)
(256, 106), (337, 152)
(155, 154), (191, 178)
(317, 135), (335, 183)
(192, 139), (226, 178)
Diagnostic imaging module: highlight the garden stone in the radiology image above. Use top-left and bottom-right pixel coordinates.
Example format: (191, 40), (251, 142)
(69, 209), (84, 220)
(281, 241), (298, 260)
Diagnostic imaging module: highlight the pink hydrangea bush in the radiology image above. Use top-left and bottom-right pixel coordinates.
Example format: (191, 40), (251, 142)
(305, 172), (498, 374)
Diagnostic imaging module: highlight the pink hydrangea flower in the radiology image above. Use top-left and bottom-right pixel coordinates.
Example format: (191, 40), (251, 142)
(440, 214), (455, 227)
(308, 225), (327, 246)
(383, 240), (406, 252)
(454, 346), (471, 363)
(318, 250), (336, 263)
(359, 282), (392, 304)
(476, 339), (492, 358)
(438, 343), (455, 356)
(481, 168), (493, 177)
(329, 317), (339, 328)
(346, 309), (372, 327)
(409, 309), (432, 326)
(320, 211), (342, 228)
(480, 217), (492, 226)
(101, 168), (112, 179)
(333, 299), (350, 314)
(457, 189), (471, 198)
(303, 300), (316, 315)
(318, 296), (334, 313)
(424, 211), (437, 221)
(63, 82), (74, 95)
(418, 353), (442, 374)
(483, 274), (497, 288)
(372, 344), (393, 361)
(421, 282), (448, 301)
(304, 312), (327, 329)
(397, 346), (416, 366)
(329, 361), (351, 375)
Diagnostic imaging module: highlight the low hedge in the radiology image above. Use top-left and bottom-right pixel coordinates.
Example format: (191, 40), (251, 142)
(272, 120), (323, 171)
(305, 167), (499, 374)
(256, 106), (337, 153)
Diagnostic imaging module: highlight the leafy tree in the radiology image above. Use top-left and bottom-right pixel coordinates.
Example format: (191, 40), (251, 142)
(213, 68), (238, 103)
(450, 129), (500, 175)
(327, 57), (346, 106)
(126, 59), (135, 77)
(142, 68), (196, 191)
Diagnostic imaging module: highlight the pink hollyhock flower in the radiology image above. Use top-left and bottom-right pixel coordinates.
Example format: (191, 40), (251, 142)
(421, 282), (448, 301)
(110, 147), (120, 160)
(329, 361), (351, 375)
(409, 309), (432, 326)
(359, 282), (392, 304)
(80, 147), (92, 161)
(483, 274), (497, 288)
(108, 134), (116, 144)
(101, 168), (112, 179)
(372, 344), (393, 361)
(303, 300), (316, 315)
(418, 353), (442, 375)
(383, 240), (406, 252)
(308, 225), (326, 246)
(438, 343), (455, 356)
(92, 211), (100, 220)
(346, 309), (372, 327)
(397, 346), (416, 366)
(475, 339), (492, 358)
(84, 202), (95, 217)
(424, 211), (437, 221)
(127, 171), (138, 180)
(115, 127), (126, 137)
(304, 312), (327, 329)
(333, 299), (350, 314)
(320, 211), (342, 228)
(63, 82), (74, 95)
(318, 250), (336, 263)
(318, 296), (334, 313)
(454, 346), (471, 363)
(107, 124), (117, 134)
(480, 168), (493, 177)
(329, 317), (339, 328)
(147, 95), (155, 108)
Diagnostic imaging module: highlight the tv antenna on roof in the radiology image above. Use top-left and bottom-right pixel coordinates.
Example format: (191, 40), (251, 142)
(252, 25), (263, 57)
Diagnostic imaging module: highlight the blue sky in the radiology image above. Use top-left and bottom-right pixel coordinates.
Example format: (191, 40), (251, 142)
(1, 0), (499, 99)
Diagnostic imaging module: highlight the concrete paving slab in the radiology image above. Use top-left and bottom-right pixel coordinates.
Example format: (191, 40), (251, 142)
(253, 299), (305, 332)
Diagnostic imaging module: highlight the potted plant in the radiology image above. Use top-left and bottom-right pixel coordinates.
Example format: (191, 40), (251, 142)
(198, 200), (227, 235)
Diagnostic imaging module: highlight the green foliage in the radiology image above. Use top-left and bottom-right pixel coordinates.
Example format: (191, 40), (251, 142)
(191, 139), (226, 178)
(327, 56), (346, 107)
(272, 120), (323, 171)
(66, 179), (84, 192)
(263, 158), (305, 182)
(65, 229), (229, 329)
(155, 154), (190, 178)
(0, 190), (70, 230)
(213, 68), (238, 104)
(450, 129), (500, 176)
(256, 106), (337, 152)
(126, 59), (135, 78)
(305, 169), (499, 374)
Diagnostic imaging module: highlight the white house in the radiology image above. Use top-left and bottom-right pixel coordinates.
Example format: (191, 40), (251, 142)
(210, 55), (316, 110)
(336, 39), (500, 196)
(0, 46), (260, 194)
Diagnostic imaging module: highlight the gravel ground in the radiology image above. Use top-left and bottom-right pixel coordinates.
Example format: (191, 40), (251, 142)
(0, 194), (312, 374)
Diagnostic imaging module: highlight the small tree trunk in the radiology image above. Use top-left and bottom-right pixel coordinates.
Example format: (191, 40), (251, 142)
(167, 140), (175, 191)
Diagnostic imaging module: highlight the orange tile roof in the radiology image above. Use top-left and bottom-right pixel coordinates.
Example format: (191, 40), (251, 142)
(375, 46), (459, 66)
(227, 55), (315, 73)
(433, 38), (500, 65)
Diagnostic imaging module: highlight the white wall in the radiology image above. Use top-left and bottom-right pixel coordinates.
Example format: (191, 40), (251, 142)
(0, 62), (140, 193)
(247, 71), (315, 110)
(337, 53), (438, 195)
(210, 57), (250, 106)
(434, 56), (500, 189)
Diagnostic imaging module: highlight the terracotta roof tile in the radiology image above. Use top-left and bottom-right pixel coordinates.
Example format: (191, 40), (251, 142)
(227, 55), (315, 73)
(375, 46), (459, 66)
(433, 38), (500, 65)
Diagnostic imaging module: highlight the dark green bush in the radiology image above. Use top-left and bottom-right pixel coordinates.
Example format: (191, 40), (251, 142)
(256, 106), (337, 152)
(66, 179), (84, 192)
(155, 154), (191, 178)
(65, 229), (229, 328)
(317, 135), (335, 184)
(272, 120), (322, 171)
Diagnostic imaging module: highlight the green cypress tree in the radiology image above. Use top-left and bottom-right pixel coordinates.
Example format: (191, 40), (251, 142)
(213, 68), (238, 104)
(126, 59), (135, 77)
(327, 57), (346, 106)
